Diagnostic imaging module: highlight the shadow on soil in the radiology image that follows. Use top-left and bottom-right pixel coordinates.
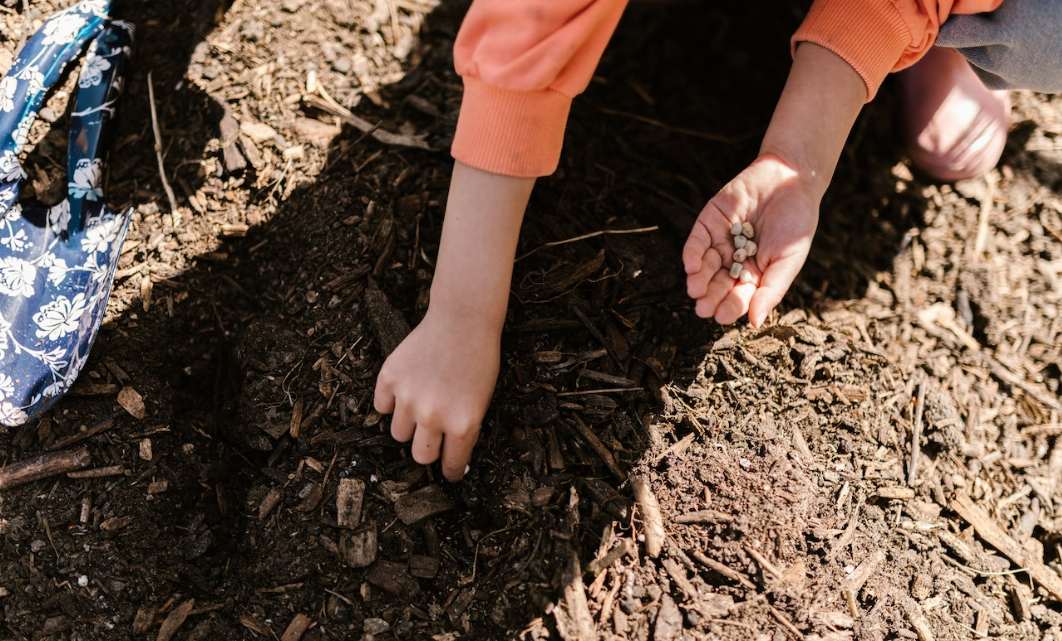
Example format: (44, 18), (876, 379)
(1, 0), (938, 637)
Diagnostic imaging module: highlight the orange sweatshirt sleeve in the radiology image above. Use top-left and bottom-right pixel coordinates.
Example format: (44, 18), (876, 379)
(793, 0), (1004, 101)
(451, 0), (628, 178)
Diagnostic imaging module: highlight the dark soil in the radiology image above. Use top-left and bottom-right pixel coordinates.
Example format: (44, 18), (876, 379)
(2, 0), (1062, 639)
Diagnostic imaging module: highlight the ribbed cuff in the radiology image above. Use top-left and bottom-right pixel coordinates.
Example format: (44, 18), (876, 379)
(451, 77), (573, 178)
(792, 0), (912, 101)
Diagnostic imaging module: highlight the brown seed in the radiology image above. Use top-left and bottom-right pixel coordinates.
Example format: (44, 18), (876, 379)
(729, 262), (742, 278)
(745, 240), (757, 257)
(733, 248), (748, 263)
(742, 222), (755, 238)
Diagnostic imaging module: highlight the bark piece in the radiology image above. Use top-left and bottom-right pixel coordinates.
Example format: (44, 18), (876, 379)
(366, 560), (416, 595)
(364, 278), (410, 356)
(157, 599), (195, 641)
(394, 485), (456, 525)
(554, 550), (596, 641)
(344, 524), (377, 568)
(336, 478), (365, 528)
(409, 554), (440, 579)
(118, 386), (146, 419)
(0, 446), (91, 490)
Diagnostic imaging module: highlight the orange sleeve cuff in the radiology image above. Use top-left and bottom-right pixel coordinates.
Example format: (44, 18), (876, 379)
(792, 0), (912, 101)
(451, 76), (573, 178)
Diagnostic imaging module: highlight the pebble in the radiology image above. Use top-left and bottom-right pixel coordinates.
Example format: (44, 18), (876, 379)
(332, 57), (352, 74)
(739, 269), (754, 284)
(733, 247), (748, 263)
(745, 240), (757, 257)
(742, 222), (755, 238)
(730, 222), (742, 236)
(734, 235), (747, 249)
(729, 263), (742, 278)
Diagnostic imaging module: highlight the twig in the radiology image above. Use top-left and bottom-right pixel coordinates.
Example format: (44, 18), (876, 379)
(769, 605), (804, 640)
(951, 492), (1062, 602)
(0, 446), (92, 490)
(147, 72), (179, 216)
(569, 415), (625, 480)
(49, 412), (121, 450)
(690, 549), (757, 590)
(972, 172), (997, 256)
(909, 380), (926, 486)
(557, 387), (642, 396)
(303, 92), (430, 150)
(515, 226), (659, 262)
(598, 106), (760, 143)
(631, 476), (664, 558)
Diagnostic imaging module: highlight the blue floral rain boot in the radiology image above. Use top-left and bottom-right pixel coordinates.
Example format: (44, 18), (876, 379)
(0, 1), (135, 426)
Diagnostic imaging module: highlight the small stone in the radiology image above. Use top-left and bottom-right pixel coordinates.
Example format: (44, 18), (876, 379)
(733, 248), (748, 263)
(734, 235), (747, 249)
(745, 240), (757, 257)
(77, 576), (89, 588)
(739, 269), (754, 284)
(742, 222), (755, 238)
(332, 57), (352, 74)
(730, 222), (742, 236)
(729, 263), (742, 278)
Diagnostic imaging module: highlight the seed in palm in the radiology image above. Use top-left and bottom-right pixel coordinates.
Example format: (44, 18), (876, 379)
(733, 247), (748, 263)
(742, 222), (754, 238)
(734, 235), (747, 249)
(730, 222), (743, 236)
(745, 240), (757, 257)
(729, 262), (742, 278)
(739, 269), (754, 284)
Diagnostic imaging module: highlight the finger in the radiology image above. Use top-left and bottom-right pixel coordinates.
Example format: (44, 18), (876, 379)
(694, 269), (739, 319)
(685, 248), (722, 299)
(390, 402), (416, 442)
(440, 430), (476, 482)
(373, 375), (395, 414)
(682, 217), (714, 274)
(748, 253), (804, 327)
(714, 280), (757, 325)
(411, 425), (444, 465)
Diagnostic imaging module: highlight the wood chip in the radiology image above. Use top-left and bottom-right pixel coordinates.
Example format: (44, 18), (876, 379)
(156, 599), (194, 641)
(569, 415), (625, 479)
(344, 524), (377, 568)
(280, 614), (312, 641)
(554, 550), (596, 641)
(394, 485), (456, 525)
(409, 554), (440, 579)
(132, 606), (156, 634)
(653, 594), (683, 641)
(631, 475), (664, 558)
(951, 492), (1062, 602)
(259, 488), (282, 520)
(876, 486), (916, 500)
(366, 560), (416, 595)
(118, 386), (147, 419)
(900, 595), (935, 641)
(336, 478), (365, 528)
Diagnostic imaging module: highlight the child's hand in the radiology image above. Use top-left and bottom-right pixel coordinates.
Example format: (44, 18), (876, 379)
(373, 310), (501, 482)
(682, 154), (819, 327)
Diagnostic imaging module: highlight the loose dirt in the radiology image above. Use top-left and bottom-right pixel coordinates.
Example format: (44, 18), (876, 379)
(2, 0), (1061, 639)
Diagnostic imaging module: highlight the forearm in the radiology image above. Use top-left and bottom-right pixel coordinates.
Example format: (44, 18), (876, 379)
(427, 161), (535, 333)
(759, 42), (867, 197)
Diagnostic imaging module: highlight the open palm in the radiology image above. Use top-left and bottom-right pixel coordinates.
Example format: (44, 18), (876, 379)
(683, 154), (820, 327)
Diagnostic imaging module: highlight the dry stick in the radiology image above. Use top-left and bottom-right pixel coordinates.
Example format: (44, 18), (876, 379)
(690, 550), (757, 591)
(631, 476), (664, 558)
(515, 226), (659, 262)
(147, 72), (179, 216)
(951, 492), (1062, 602)
(0, 446), (91, 490)
(49, 412), (120, 450)
(909, 380), (926, 486)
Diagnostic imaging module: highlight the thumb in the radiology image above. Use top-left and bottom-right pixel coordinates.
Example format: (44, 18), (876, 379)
(748, 251), (805, 327)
